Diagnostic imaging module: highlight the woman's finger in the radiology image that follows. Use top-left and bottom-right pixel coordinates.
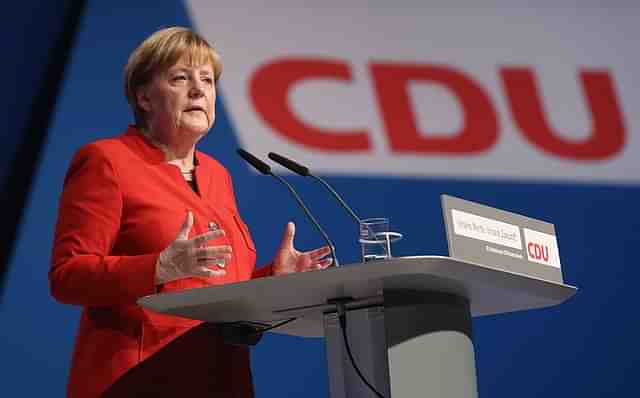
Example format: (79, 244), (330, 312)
(190, 229), (225, 246)
(196, 254), (230, 268)
(191, 266), (226, 278)
(195, 253), (231, 262)
(314, 258), (333, 269)
(307, 246), (332, 260)
(302, 258), (333, 272)
(193, 245), (233, 259)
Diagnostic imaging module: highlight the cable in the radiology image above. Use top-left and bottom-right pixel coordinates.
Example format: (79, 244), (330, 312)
(216, 317), (297, 346)
(255, 317), (297, 333)
(335, 302), (386, 398)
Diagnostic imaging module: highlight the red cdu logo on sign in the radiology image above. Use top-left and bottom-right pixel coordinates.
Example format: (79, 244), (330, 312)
(524, 228), (561, 269)
(528, 242), (550, 262)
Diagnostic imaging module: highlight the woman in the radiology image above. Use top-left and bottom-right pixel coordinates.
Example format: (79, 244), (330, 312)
(50, 26), (332, 398)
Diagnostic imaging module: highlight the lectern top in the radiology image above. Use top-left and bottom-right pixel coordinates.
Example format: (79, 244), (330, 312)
(138, 256), (576, 337)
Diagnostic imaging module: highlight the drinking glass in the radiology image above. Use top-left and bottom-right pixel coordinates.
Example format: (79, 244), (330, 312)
(359, 217), (402, 262)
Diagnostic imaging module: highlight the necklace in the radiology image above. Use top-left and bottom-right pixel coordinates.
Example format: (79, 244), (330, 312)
(181, 169), (194, 182)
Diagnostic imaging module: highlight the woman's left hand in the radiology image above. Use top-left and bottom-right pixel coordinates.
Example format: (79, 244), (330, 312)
(272, 222), (333, 276)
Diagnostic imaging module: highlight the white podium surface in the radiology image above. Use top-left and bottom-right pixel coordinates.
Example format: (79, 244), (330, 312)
(138, 256), (577, 338)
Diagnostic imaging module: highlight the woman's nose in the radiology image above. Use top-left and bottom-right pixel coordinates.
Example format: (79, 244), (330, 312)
(189, 81), (205, 98)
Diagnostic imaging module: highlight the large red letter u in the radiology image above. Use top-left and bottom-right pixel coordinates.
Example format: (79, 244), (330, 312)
(501, 67), (626, 161)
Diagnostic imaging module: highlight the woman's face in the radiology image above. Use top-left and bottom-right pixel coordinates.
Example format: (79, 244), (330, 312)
(138, 58), (216, 142)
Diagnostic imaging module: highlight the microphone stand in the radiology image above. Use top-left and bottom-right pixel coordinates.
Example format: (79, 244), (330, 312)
(237, 149), (339, 267)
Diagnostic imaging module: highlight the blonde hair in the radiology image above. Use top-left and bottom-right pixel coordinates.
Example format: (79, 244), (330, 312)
(123, 26), (222, 127)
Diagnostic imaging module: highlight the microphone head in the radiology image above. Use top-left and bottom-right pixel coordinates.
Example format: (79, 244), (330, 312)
(268, 152), (310, 176)
(237, 149), (272, 175)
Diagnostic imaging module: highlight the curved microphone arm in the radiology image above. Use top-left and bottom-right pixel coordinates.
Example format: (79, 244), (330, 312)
(270, 173), (339, 267)
(310, 174), (361, 225)
(238, 149), (339, 267)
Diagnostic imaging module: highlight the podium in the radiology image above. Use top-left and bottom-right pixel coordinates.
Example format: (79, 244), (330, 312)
(139, 256), (577, 397)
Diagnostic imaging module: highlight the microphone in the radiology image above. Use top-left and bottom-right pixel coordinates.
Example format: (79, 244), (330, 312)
(267, 152), (362, 224)
(236, 149), (339, 267)
(237, 148), (271, 175)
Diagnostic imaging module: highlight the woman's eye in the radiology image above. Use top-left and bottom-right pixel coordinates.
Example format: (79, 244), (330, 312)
(203, 77), (213, 84)
(172, 75), (187, 81)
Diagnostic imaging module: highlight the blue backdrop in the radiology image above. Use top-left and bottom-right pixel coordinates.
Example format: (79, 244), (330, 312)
(1, 1), (638, 397)
(0, 2), (67, 189)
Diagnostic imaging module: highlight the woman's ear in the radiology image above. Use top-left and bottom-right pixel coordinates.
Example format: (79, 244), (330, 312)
(136, 87), (152, 113)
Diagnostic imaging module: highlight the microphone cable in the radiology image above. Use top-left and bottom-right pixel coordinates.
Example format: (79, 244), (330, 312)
(331, 300), (387, 398)
(216, 317), (298, 346)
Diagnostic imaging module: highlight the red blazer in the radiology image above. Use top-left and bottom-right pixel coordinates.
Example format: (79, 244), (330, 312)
(50, 126), (271, 397)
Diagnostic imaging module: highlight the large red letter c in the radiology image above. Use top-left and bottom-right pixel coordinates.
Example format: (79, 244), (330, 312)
(250, 58), (371, 152)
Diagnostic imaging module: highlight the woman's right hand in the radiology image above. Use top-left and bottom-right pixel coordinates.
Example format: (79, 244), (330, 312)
(155, 211), (231, 284)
